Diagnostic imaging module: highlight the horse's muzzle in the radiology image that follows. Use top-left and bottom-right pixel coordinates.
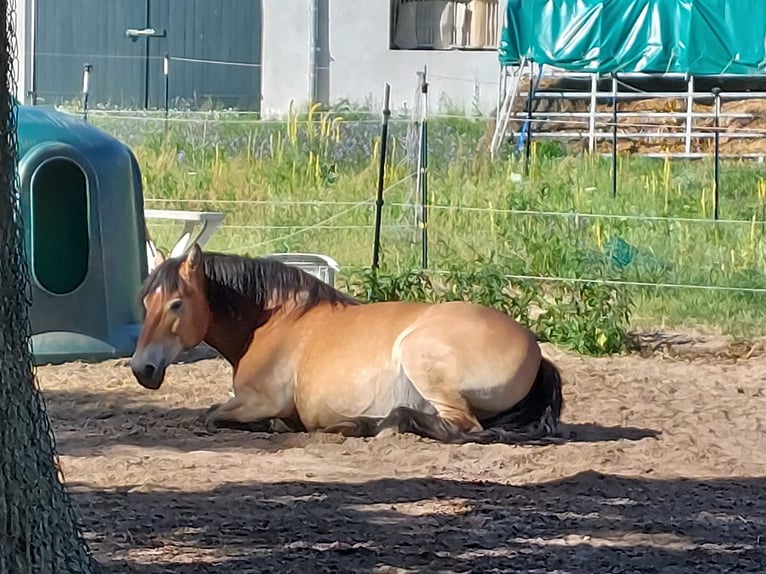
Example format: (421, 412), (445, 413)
(130, 358), (166, 390)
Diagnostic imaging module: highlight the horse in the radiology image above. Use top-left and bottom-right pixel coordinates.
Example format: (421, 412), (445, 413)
(129, 243), (565, 444)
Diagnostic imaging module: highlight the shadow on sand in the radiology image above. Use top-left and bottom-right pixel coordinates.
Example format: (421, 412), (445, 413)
(68, 471), (765, 573)
(44, 388), (660, 455)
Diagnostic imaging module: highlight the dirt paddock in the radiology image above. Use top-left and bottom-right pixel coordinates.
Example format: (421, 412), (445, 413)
(38, 335), (766, 573)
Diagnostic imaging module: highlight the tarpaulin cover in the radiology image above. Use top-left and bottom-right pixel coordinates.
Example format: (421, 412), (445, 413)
(499, 0), (766, 75)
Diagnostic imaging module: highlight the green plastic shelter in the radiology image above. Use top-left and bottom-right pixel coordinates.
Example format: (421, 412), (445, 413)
(16, 104), (148, 365)
(499, 0), (766, 75)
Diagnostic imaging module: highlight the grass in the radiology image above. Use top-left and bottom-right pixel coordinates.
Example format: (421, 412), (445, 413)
(86, 106), (766, 339)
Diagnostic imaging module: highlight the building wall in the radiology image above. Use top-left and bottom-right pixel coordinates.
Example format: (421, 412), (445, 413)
(15, 0), (503, 115)
(260, 0), (311, 118)
(261, 0), (504, 118)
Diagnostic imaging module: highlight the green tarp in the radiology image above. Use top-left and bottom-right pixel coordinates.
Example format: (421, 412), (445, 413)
(499, 0), (766, 75)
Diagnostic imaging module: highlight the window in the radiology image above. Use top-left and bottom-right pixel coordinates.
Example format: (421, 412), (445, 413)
(30, 158), (90, 295)
(390, 0), (501, 50)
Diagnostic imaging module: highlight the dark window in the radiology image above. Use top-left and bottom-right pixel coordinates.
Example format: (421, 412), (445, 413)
(30, 158), (90, 294)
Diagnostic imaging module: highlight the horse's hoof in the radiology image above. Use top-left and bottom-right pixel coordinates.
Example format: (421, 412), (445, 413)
(202, 403), (221, 425)
(198, 404), (223, 431)
(197, 417), (218, 434)
(269, 419), (295, 433)
(204, 403), (223, 418)
(374, 426), (399, 440)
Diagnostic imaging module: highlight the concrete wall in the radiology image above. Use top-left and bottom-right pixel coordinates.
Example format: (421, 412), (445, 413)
(260, 0), (504, 118)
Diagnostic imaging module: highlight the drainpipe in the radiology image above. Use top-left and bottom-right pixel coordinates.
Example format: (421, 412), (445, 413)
(308, 0), (319, 105)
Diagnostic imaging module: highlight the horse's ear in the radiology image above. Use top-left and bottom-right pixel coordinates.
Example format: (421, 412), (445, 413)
(180, 243), (203, 283)
(154, 247), (166, 268)
(186, 243), (203, 271)
(146, 239), (166, 273)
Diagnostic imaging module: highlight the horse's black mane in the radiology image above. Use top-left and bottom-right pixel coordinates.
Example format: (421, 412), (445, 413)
(138, 251), (360, 316)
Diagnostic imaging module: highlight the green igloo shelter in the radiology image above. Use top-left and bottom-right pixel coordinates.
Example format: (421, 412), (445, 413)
(16, 104), (148, 365)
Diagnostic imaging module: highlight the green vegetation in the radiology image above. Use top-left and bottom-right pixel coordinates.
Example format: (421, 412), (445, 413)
(87, 106), (766, 353)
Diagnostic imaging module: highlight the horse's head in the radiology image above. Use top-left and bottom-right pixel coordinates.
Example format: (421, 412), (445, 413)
(130, 243), (211, 390)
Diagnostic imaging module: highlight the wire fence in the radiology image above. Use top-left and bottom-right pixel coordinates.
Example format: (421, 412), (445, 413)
(76, 109), (766, 146)
(45, 46), (766, 170)
(64, 59), (766, 331)
(144, 197), (766, 284)
(145, 197), (766, 227)
(46, 47), (766, 134)
(57, 49), (501, 120)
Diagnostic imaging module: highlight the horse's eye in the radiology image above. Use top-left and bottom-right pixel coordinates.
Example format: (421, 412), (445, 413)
(168, 299), (183, 312)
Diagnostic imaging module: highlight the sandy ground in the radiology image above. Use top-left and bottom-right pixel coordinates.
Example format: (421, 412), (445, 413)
(37, 336), (766, 573)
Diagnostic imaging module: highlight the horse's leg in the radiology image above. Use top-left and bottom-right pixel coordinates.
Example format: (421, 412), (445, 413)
(379, 328), (483, 443)
(402, 351), (481, 429)
(369, 364), (480, 443)
(384, 383), (481, 440)
(204, 389), (289, 430)
(319, 413), (465, 442)
(374, 405), (475, 443)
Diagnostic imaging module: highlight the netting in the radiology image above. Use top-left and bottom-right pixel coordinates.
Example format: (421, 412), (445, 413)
(0, 1), (100, 572)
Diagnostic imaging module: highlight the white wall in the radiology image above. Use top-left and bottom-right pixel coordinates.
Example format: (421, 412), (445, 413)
(260, 0), (311, 118)
(261, 0), (504, 118)
(10, 0), (32, 103)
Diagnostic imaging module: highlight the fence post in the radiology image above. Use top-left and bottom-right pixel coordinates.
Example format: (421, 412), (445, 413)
(523, 61), (541, 176)
(712, 87), (721, 220)
(419, 66), (429, 269)
(611, 74), (618, 198)
(371, 83), (391, 270)
(163, 53), (170, 129)
(497, 65), (506, 120)
(81, 63), (92, 122)
(588, 73), (597, 153)
(685, 75), (694, 155)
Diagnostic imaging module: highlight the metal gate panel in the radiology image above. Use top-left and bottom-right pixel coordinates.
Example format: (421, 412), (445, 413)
(147, 0), (263, 111)
(33, 0), (149, 108)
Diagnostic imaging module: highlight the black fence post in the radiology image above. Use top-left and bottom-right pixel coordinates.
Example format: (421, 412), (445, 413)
(372, 82), (391, 270)
(611, 74), (618, 198)
(163, 53), (170, 130)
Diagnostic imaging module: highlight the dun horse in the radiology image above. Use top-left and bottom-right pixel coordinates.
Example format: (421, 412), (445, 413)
(130, 244), (564, 444)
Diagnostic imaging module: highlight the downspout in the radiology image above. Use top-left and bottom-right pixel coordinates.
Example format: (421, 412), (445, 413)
(308, 0), (319, 105)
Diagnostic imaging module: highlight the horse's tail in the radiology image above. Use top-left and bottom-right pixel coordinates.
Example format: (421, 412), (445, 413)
(464, 355), (565, 445)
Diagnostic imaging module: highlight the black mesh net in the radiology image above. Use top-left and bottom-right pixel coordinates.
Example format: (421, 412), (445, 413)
(0, 1), (99, 571)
